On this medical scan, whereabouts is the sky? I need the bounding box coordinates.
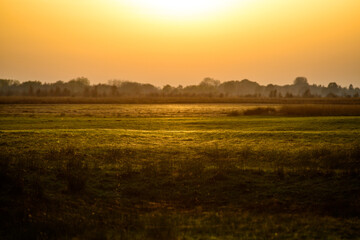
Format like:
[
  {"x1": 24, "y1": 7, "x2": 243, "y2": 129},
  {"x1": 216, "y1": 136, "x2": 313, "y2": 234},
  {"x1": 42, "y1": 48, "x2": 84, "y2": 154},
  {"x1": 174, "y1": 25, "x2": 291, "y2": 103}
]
[{"x1": 0, "y1": 0, "x2": 360, "y2": 87}]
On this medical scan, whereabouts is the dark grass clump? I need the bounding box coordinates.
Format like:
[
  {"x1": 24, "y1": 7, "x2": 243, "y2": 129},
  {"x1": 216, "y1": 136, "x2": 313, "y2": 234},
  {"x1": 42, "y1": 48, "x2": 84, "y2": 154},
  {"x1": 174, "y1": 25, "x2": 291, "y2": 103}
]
[
  {"x1": 233, "y1": 104, "x2": 360, "y2": 117},
  {"x1": 279, "y1": 104, "x2": 360, "y2": 116},
  {"x1": 227, "y1": 110, "x2": 241, "y2": 116},
  {"x1": 243, "y1": 107, "x2": 277, "y2": 116}
]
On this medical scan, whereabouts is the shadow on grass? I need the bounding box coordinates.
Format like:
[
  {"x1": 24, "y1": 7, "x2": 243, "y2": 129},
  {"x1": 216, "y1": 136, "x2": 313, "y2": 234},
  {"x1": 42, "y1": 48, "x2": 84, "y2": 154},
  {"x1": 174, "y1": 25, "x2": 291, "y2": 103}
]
[{"x1": 0, "y1": 144, "x2": 359, "y2": 239}]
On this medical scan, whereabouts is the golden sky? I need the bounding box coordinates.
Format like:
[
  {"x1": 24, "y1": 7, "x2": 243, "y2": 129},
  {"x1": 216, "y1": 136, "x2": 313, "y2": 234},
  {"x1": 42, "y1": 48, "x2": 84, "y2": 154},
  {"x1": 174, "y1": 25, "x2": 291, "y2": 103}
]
[{"x1": 1, "y1": 0, "x2": 360, "y2": 86}]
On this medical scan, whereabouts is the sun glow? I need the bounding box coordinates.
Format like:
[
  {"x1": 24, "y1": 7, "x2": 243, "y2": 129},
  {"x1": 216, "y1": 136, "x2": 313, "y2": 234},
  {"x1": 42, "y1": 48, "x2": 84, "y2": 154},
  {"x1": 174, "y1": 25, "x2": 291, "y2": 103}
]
[{"x1": 128, "y1": 0, "x2": 238, "y2": 19}]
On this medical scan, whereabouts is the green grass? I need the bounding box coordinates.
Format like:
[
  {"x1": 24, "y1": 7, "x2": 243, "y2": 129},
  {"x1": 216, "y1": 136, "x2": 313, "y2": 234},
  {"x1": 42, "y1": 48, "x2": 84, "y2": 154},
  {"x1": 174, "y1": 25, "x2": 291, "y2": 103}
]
[{"x1": 0, "y1": 104, "x2": 360, "y2": 239}]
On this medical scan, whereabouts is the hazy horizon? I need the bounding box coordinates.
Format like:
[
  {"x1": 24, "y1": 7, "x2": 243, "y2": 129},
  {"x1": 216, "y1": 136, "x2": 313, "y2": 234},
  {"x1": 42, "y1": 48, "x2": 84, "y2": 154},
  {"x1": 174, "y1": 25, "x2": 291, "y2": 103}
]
[
  {"x1": 1, "y1": 0, "x2": 359, "y2": 87},
  {"x1": 1, "y1": 76, "x2": 360, "y2": 89}
]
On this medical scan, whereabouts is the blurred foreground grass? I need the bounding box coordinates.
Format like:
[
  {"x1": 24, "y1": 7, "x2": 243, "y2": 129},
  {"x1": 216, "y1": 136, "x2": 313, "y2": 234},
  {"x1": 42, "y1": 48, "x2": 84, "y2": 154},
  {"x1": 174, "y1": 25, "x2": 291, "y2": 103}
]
[{"x1": 0, "y1": 104, "x2": 359, "y2": 239}]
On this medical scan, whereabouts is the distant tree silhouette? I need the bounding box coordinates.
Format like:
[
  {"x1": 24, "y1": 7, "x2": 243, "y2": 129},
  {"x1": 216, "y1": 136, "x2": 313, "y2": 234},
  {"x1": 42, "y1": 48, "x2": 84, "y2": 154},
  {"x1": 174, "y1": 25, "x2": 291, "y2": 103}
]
[
  {"x1": 111, "y1": 85, "x2": 118, "y2": 96},
  {"x1": 328, "y1": 82, "x2": 339, "y2": 89},
  {"x1": 83, "y1": 87, "x2": 90, "y2": 97},
  {"x1": 294, "y1": 77, "x2": 308, "y2": 86},
  {"x1": 285, "y1": 92, "x2": 293, "y2": 98},
  {"x1": 326, "y1": 92, "x2": 338, "y2": 98},
  {"x1": 162, "y1": 85, "x2": 174, "y2": 96},
  {"x1": 91, "y1": 86, "x2": 98, "y2": 97},
  {"x1": 55, "y1": 87, "x2": 61, "y2": 96},
  {"x1": 28, "y1": 86, "x2": 34, "y2": 96},
  {"x1": 63, "y1": 88, "x2": 71, "y2": 96},
  {"x1": 69, "y1": 77, "x2": 90, "y2": 86},
  {"x1": 200, "y1": 77, "x2": 220, "y2": 87},
  {"x1": 0, "y1": 79, "x2": 20, "y2": 87},
  {"x1": 269, "y1": 89, "x2": 277, "y2": 98},
  {"x1": 302, "y1": 89, "x2": 313, "y2": 98},
  {"x1": 1, "y1": 76, "x2": 359, "y2": 98},
  {"x1": 36, "y1": 88, "x2": 41, "y2": 97}
]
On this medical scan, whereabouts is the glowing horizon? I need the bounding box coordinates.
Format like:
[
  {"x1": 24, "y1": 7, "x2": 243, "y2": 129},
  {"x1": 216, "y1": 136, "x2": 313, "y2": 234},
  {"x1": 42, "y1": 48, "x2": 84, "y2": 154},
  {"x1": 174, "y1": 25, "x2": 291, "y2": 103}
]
[{"x1": 0, "y1": 0, "x2": 359, "y2": 87}]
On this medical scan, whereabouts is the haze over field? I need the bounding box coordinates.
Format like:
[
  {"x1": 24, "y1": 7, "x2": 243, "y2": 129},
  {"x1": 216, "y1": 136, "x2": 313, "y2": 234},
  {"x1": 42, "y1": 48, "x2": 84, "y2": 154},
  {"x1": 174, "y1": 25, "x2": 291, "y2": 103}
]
[{"x1": 0, "y1": 0, "x2": 360, "y2": 86}]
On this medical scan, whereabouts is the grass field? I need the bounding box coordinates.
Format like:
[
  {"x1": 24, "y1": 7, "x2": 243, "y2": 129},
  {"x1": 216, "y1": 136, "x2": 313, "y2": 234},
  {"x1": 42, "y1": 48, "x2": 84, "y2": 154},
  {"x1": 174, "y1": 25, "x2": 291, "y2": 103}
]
[
  {"x1": 1, "y1": 104, "x2": 360, "y2": 239},
  {"x1": 1, "y1": 96, "x2": 360, "y2": 105}
]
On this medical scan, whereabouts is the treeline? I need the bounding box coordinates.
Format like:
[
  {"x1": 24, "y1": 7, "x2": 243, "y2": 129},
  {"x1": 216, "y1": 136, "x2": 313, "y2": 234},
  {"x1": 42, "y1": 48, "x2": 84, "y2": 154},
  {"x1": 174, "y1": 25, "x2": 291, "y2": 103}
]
[{"x1": 0, "y1": 77, "x2": 359, "y2": 98}]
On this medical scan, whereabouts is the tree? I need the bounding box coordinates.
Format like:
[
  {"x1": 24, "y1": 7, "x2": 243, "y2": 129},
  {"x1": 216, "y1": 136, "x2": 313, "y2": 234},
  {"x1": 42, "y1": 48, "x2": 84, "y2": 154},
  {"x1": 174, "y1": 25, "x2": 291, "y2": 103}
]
[
  {"x1": 0, "y1": 79, "x2": 11, "y2": 87},
  {"x1": 285, "y1": 92, "x2": 293, "y2": 98},
  {"x1": 294, "y1": 77, "x2": 308, "y2": 86},
  {"x1": 162, "y1": 85, "x2": 174, "y2": 95},
  {"x1": 302, "y1": 89, "x2": 313, "y2": 98},
  {"x1": 200, "y1": 77, "x2": 220, "y2": 87},
  {"x1": 69, "y1": 77, "x2": 90, "y2": 86},
  {"x1": 83, "y1": 87, "x2": 90, "y2": 97},
  {"x1": 28, "y1": 86, "x2": 34, "y2": 96},
  {"x1": 269, "y1": 89, "x2": 277, "y2": 98},
  {"x1": 119, "y1": 81, "x2": 141, "y2": 95},
  {"x1": 36, "y1": 89, "x2": 42, "y2": 97},
  {"x1": 63, "y1": 88, "x2": 71, "y2": 96},
  {"x1": 111, "y1": 85, "x2": 118, "y2": 96},
  {"x1": 0, "y1": 79, "x2": 20, "y2": 87},
  {"x1": 55, "y1": 87, "x2": 61, "y2": 96},
  {"x1": 108, "y1": 79, "x2": 123, "y2": 87},
  {"x1": 326, "y1": 92, "x2": 338, "y2": 98},
  {"x1": 91, "y1": 86, "x2": 98, "y2": 97},
  {"x1": 328, "y1": 82, "x2": 339, "y2": 89}
]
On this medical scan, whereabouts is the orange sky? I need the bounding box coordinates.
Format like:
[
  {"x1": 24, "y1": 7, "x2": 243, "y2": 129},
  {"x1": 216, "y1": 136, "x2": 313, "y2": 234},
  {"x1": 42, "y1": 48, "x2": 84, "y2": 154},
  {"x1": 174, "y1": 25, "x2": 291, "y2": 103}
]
[{"x1": 1, "y1": 0, "x2": 360, "y2": 87}]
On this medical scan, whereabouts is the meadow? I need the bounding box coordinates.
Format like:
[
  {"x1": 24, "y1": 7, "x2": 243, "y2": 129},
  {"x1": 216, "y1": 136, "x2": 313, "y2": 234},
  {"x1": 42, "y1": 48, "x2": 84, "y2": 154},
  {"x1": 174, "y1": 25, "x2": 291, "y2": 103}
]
[{"x1": 0, "y1": 104, "x2": 360, "y2": 239}]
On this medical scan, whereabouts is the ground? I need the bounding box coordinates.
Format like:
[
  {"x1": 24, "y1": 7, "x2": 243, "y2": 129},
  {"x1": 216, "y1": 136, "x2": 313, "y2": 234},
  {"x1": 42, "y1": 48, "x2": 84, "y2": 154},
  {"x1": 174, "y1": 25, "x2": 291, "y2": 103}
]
[{"x1": 0, "y1": 104, "x2": 359, "y2": 239}]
